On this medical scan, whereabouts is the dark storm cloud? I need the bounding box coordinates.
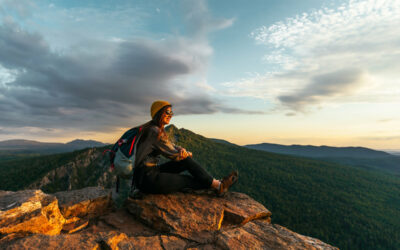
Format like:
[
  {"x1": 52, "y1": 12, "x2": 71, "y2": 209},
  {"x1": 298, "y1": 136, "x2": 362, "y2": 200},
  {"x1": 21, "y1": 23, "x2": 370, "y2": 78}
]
[
  {"x1": 0, "y1": 18, "x2": 247, "y2": 133},
  {"x1": 278, "y1": 68, "x2": 365, "y2": 111}
]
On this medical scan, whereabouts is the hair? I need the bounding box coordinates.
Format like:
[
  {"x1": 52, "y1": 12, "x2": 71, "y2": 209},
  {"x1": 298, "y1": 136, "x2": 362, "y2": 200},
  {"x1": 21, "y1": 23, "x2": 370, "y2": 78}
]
[{"x1": 141, "y1": 105, "x2": 171, "y2": 141}]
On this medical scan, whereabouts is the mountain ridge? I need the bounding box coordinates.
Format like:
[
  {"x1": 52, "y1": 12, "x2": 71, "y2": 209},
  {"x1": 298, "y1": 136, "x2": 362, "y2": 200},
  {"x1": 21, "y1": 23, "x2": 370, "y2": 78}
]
[
  {"x1": 0, "y1": 126, "x2": 399, "y2": 249},
  {"x1": 0, "y1": 187, "x2": 338, "y2": 249},
  {"x1": 245, "y1": 142, "x2": 393, "y2": 158},
  {"x1": 244, "y1": 142, "x2": 400, "y2": 174},
  {"x1": 0, "y1": 139, "x2": 107, "y2": 155}
]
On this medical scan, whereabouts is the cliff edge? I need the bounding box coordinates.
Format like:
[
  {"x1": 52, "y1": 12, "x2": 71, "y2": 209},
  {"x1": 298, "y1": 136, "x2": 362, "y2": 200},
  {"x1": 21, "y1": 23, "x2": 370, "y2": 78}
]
[{"x1": 0, "y1": 187, "x2": 338, "y2": 249}]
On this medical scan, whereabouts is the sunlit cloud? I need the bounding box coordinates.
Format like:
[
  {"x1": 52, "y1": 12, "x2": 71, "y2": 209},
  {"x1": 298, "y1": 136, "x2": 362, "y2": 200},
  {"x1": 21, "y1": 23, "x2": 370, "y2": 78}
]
[
  {"x1": 225, "y1": 0, "x2": 400, "y2": 112},
  {"x1": 0, "y1": 0, "x2": 242, "y2": 140},
  {"x1": 360, "y1": 135, "x2": 400, "y2": 141}
]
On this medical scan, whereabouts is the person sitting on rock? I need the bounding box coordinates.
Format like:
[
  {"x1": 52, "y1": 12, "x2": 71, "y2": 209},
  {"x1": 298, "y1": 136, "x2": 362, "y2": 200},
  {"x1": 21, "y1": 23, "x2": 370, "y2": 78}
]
[{"x1": 133, "y1": 100, "x2": 238, "y2": 196}]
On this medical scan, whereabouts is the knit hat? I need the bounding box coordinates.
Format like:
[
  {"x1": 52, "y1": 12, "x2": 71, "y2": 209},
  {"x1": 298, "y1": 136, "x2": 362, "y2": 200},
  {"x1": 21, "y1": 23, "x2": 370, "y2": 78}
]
[{"x1": 150, "y1": 100, "x2": 171, "y2": 118}]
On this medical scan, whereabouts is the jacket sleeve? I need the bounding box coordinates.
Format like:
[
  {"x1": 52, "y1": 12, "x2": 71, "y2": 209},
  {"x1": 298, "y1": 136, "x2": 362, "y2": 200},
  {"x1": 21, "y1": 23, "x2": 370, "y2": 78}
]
[{"x1": 149, "y1": 127, "x2": 182, "y2": 161}]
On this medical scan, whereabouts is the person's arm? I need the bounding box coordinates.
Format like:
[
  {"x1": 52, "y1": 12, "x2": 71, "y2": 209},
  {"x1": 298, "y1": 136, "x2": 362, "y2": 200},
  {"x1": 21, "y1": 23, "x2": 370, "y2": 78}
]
[
  {"x1": 171, "y1": 143, "x2": 192, "y2": 158},
  {"x1": 149, "y1": 127, "x2": 184, "y2": 161}
]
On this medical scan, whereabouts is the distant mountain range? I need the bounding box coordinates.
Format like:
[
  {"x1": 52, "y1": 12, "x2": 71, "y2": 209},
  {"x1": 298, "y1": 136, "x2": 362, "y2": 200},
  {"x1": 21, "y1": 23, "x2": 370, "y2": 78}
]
[
  {"x1": 2, "y1": 137, "x2": 399, "y2": 175},
  {"x1": 0, "y1": 139, "x2": 107, "y2": 154},
  {"x1": 244, "y1": 143, "x2": 393, "y2": 158},
  {"x1": 244, "y1": 142, "x2": 400, "y2": 174},
  {"x1": 384, "y1": 150, "x2": 400, "y2": 156},
  {"x1": 0, "y1": 126, "x2": 399, "y2": 249},
  {"x1": 209, "y1": 138, "x2": 238, "y2": 147}
]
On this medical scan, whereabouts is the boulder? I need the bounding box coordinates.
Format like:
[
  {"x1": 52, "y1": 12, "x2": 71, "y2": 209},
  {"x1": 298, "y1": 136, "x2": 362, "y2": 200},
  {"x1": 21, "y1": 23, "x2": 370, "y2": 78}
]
[
  {"x1": 3, "y1": 233, "x2": 101, "y2": 250},
  {"x1": 3, "y1": 231, "x2": 132, "y2": 250},
  {"x1": 54, "y1": 186, "x2": 111, "y2": 219},
  {"x1": 160, "y1": 235, "x2": 188, "y2": 249},
  {"x1": 113, "y1": 235, "x2": 164, "y2": 249},
  {"x1": 216, "y1": 219, "x2": 338, "y2": 250},
  {"x1": 0, "y1": 187, "x2": 338, "y2": 249},
  {"x1": 126, "y1": 191, "x2": 271, "y2": 241},
  {"x1": 0, "y1": 190, "x2": 65, "y2": 235},
  {"x1": 61, "y1": 219, "x2": 89, "y2": 234},
  {"x1": 97, "y1": 209, "x2": 157, "y2": 237},
  {"x1": 113, "y1": 235, "x2": 189, "y2": 250},
  {"x1": 221, "y1": 192, "x2": 272, "y2": 225}
]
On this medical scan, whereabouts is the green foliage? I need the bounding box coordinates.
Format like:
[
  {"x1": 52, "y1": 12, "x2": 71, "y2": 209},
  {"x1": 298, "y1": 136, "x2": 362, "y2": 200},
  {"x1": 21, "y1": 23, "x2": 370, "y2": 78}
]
[
  {"x1": 0, "y1": 151, "x2": 42, "y2": 162},
  {"x1": 1, "y1": 126, "x2": 399, "y2": 249},
  {"x1": 167, "y1": 126, "x2": 400, "y2": 250},
  {"x1": 0, "y1": 146, "x2": 112, "y2": 191},
  {"x1": 0, "y1": 150, "x2": 83, "y2": 191}
]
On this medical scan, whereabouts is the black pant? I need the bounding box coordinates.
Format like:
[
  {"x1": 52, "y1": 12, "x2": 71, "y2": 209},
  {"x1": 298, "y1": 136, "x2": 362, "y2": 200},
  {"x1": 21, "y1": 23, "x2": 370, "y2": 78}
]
[{"x1": 136, "y1": 157, "x2": 213, "y2": 194}]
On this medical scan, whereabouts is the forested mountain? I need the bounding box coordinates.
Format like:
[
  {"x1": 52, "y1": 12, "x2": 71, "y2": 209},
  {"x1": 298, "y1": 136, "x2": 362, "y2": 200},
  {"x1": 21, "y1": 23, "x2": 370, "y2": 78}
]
[
  {"x1": 245, "y1": 142, "x2": 400, "y2": 175},
  {"x1": 385, "y1": 150, "x2": 400, "y2": 156},
  {"x1": 209, "y1": 138, "x2": 238, "y2": 146},
  {"x1": 0, "y1": 125, "x2": 399, "y2": 249},
  {"x1": 245, "y1": 142, "x2": 392, "y2": 158},
  {"x1": 0, "y1": 139, "x2": 106, "y2": 157}
]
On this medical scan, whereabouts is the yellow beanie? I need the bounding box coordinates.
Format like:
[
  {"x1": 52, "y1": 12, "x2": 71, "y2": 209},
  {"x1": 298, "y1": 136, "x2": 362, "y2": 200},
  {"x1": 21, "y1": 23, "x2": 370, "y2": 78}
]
[{"x1": 150, "y1": 100, "x2": 171, "y2": 118}]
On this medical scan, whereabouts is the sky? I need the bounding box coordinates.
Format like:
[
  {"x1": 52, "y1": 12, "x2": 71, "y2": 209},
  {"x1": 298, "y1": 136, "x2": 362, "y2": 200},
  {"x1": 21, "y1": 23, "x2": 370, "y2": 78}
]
[{"x1": 0, "y1": 0, "x2": 399, "y2": 150}]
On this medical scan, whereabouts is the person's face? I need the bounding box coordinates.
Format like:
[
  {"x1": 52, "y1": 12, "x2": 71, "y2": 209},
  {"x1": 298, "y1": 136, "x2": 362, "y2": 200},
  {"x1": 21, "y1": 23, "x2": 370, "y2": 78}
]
[{"x1": 161, "y1": 107, "x2": 173, "y2": 125}]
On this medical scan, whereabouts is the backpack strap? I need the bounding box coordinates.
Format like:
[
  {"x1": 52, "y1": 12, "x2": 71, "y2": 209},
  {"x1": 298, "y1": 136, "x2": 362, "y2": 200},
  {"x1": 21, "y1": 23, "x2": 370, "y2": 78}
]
[
  {"x1": 129, "y1": 126, "x2": 143, "y2": 155},
  {"x1": 116, "y1": 175, "x2": 120, "y2": 193},
  {"x1": 103, "y1": 149, "x2": 116, "y2": 170},
  {"x1": 130, "y1": 126, "x2": 143, "y2": 189}
]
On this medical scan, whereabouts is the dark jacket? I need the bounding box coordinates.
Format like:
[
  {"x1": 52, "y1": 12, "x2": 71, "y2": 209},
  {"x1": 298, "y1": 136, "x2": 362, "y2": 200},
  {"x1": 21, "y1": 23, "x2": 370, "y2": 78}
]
[{"x1": 135, "y1": 124, "x2": 182, "y2": 168}]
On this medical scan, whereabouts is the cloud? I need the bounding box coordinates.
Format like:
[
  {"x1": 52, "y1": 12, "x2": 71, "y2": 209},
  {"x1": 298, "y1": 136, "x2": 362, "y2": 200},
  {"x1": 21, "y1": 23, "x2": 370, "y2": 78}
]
[
  {"x1": 0, "y1": 0, "x2": 35, "y2": 19},
  {"x1": 360, "y1": 135, "x2": 400, "y2": 141},
  {"x1": 0, "y1": 21, "x2": 199, "y2": 130},
  {"x1": 0, "y1": 1, "x2": 246, "y2": 139},
  {"x1": 278, "y1": 68, "x2": 367, "y2": 111},
  {"x1": 378, "y1": 119, "x2": 394, "y2": 123},
  {"x1": 225, "y1": 0, "x2": 400, "y2": 112},
  {"x1": 183, "y1": 0, "x2": 234, "y2": 40}
]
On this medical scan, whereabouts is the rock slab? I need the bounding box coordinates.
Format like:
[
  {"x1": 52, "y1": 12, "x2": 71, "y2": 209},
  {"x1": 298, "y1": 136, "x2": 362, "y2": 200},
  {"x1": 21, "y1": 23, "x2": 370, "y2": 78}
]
[
  {"x1": 217, "y1": 219, "x2": 337, "y2": 250},
  {"x1": 126, "y1": 191, "x2": 271, "y2": 239},
  {"x1": 0, "y1": 190, "x2": 65, "y2": 235},
  {"x1": 54, "y1": 186, "x2": 111, "y2": 219},
  {"x1": 0, "y1": 187, "x2": 338, "y2": 250}
]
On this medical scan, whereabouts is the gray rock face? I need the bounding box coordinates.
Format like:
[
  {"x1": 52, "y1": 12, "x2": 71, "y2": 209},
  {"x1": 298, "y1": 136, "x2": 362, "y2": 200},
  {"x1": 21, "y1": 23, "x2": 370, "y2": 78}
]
[
  {"x1": 27, "y1": 148, "x2": 115, "y2": 192},
  {"x1": 0, "y1": 187, "x2": 338, "y2": 250}
]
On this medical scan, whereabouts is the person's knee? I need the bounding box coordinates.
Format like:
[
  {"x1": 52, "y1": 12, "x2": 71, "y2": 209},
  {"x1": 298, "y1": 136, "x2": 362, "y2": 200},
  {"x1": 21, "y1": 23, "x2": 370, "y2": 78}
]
[{"x1": 182, "y1": 156, "x2": 194, "y2": 164}]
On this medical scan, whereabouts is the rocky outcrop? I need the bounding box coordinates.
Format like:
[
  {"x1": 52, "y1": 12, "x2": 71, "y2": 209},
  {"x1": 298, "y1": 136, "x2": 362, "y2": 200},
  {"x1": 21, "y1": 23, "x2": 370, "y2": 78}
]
[
  {"x1": 0, "y1": 187, "x2": 338, "y2": 249},
  {"x1": 127, "y1": 191, "x2": 271, "y2": 241},
  {"x1": 0, "y1": 190, "x2": 65, "y2": 236},
  {"x1": 217, "y1": 220, "x2": 335, "y2": 249},
  {"x1": 54, "y1": 186, "x2": 111, "y2": 219},
  {"x1": 27, "y1": 148, "x2": 115, "y2": 192}
]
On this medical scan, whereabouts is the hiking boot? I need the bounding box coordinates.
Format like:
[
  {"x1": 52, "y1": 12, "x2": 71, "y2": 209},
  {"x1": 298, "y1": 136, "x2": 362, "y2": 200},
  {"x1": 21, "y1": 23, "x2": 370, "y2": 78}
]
[{"x1": 217, "y1": 171, "x2": 239, "y2": 197}]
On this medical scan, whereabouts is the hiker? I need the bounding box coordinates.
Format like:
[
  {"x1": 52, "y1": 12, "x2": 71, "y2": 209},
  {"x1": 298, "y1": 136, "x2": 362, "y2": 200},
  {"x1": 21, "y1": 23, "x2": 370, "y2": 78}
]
[{"x1": 133, "y1": 100, "x2": 238, "y2": 195}]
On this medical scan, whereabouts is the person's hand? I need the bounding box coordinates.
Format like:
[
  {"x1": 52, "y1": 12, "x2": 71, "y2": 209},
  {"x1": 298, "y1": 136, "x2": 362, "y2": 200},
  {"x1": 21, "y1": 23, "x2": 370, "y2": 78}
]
[
  {"x1": 179, "y1": 148, "x2": 192, "y2": 159},
  {"x1": 179, "y1": 148, "x2": 189, "y2": 159}
]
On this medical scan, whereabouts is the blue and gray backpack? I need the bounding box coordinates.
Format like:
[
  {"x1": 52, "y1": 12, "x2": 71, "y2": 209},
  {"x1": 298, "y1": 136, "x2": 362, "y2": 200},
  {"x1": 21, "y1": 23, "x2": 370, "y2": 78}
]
[{"x1": 104, "y1": 126, "x2": 143, "y2": 207}]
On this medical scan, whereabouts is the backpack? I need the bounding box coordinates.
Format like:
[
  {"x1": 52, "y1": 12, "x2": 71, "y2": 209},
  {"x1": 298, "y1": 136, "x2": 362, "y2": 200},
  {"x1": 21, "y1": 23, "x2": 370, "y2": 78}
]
[
  {"x1": 103, "y1": 126, "x2": 143, "y2": 207},
  {"x1": 104, "y1": 126, "x2": 143, "y2": 176}
]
